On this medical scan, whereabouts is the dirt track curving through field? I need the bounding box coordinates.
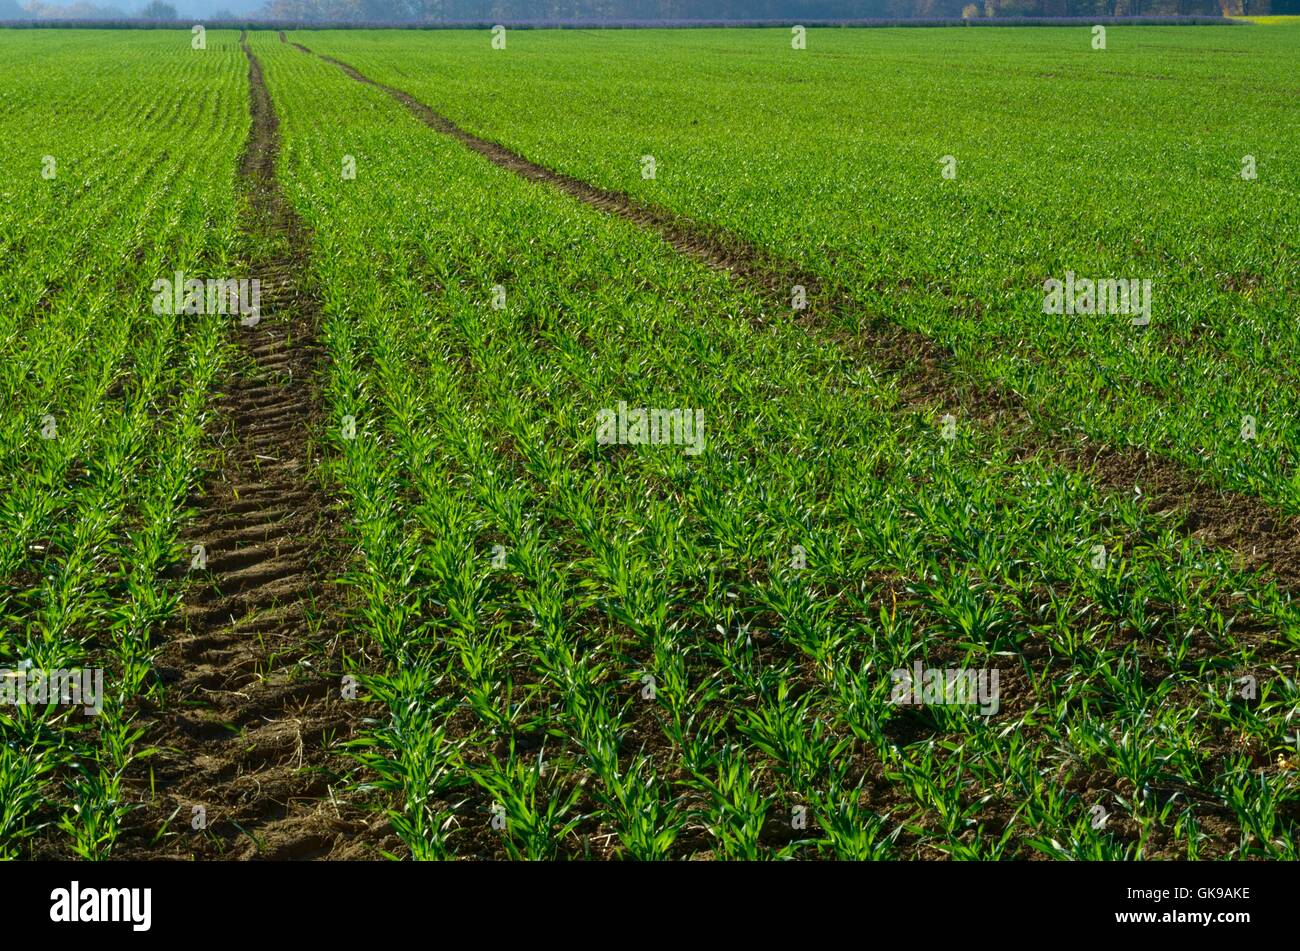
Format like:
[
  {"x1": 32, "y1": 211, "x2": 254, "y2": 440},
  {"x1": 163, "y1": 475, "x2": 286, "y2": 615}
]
[
  {"x1": 117, "y1": 34, "x2": 387, "y2": 860},
  {"x1": 292, "y1": 39, "x2": 1300, "y2": 598}
]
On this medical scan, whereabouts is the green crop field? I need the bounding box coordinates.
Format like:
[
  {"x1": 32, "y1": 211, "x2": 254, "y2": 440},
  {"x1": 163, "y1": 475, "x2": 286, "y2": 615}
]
[{"x1": 1, "y1": 22, "x2": 1298, "y2": 871}]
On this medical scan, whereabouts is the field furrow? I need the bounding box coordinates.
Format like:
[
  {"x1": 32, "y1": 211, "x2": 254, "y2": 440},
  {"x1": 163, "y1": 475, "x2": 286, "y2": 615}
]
[
  {"x1": 114, "y1": 35, "x2": 386, "y2": 861},
  {"x1": 294, "y1": 27, "x2": 1299, "y2": 514},
  {"x1": 294, "y1": 39, "x2": 1300, "y2": 599}
]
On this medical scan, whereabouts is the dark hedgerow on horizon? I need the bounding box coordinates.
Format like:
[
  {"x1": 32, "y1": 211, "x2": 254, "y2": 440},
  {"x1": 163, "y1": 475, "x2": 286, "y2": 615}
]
[
  {"x1": 4, "y1": 0, "x2": 1296, "y2": 26},
  {"x1": 0, "y1": 15, "x2": 1255, "y2": 27}
]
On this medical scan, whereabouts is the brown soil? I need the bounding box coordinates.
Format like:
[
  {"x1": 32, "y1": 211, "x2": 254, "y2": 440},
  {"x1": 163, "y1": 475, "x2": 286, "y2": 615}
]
[
  {"x1": 114, "y1": 34, "x2": 393, "y2": 861},
  {"x1": 295, "y1": 41, "x2": 1300, "y2": 597}
]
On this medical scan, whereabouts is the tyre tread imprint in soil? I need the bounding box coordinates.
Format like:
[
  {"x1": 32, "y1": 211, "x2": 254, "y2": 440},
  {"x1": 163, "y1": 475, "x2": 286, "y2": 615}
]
[
  {"x1": 293, "y1": 39, "x2": 1300, "y2": 595},
  {"x1": 117, "y1": 34, "x2": 388, "y2": 861}
]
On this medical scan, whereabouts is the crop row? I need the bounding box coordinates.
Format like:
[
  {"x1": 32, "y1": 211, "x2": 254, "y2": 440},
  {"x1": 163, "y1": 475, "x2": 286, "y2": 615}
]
[{"x1": 0, "y1": 31, "x2": 246, "y2": 857}]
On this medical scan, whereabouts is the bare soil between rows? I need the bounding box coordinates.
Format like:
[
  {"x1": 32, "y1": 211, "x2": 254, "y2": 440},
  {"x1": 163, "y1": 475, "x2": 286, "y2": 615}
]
[{"x1": 113, "y1": 35, "x2": 394, "y2": 861}]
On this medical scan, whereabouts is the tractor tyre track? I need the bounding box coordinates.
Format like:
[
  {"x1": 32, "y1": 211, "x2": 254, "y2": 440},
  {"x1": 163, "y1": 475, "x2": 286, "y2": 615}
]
[
  {"x1": 294, "y1": 41, "x2": 1300, "y2": 597},
  {"x1": 117, "y1": 35, "x2": 390, "y2": 861}
]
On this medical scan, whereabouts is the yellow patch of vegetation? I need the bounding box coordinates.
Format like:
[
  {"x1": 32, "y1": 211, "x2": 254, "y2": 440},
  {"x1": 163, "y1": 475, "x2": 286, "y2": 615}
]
[{"x1": 1231, "y1": 14, "x2": 1300, "y2": 23}]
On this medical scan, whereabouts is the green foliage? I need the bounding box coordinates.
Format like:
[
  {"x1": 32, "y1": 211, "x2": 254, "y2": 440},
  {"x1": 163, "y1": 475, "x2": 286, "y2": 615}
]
[
  {"x1": 4, "y1": 26, "x2": 1297, "y2": 862},
  {"x1": 259, "y1": 28, "x2": 1299, "y2": 859},
  {"x1": 0, "y1": 29, "x2": 245, "y2": 857}
]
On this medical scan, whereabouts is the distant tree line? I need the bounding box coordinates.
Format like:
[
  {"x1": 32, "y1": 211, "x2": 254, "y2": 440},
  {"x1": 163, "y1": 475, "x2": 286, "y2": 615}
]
[
  {"x1": 5, "y1": 0, "x2": 1294, "y2": 22},
  {"x1": 255, "y1": 0, "x2": 1277, "y2": 18},
  {"x1": 1, "y1": 0, "x2": 174, "y2": 16}
]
